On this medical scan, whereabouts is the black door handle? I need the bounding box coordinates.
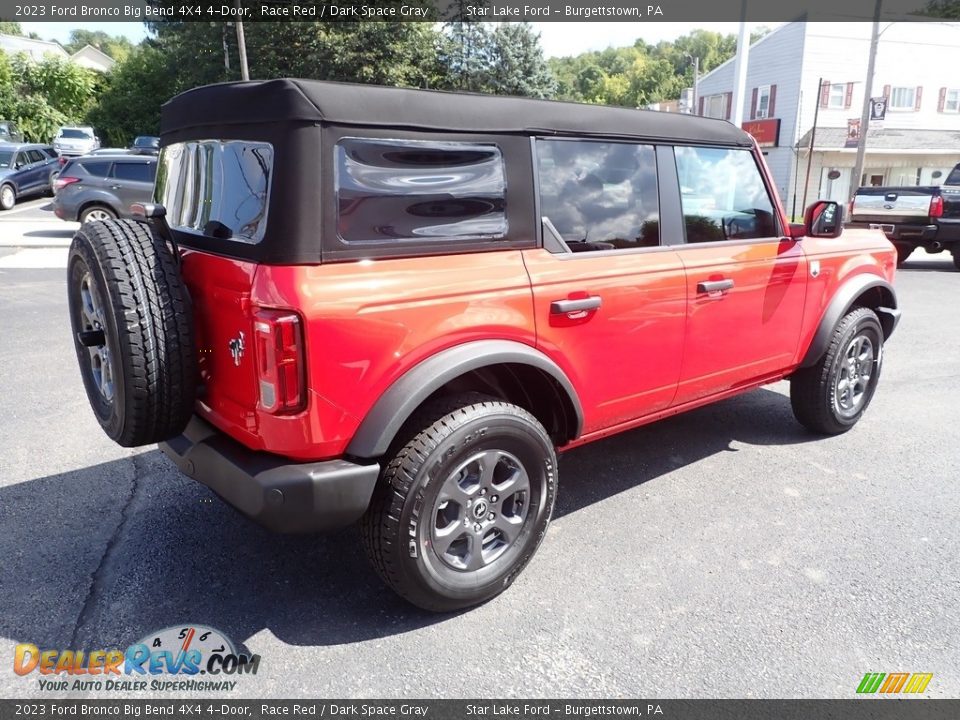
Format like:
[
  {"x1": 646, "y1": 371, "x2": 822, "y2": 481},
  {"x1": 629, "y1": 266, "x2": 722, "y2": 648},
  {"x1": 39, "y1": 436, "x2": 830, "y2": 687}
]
[
  {"x1": 550, "y1": 296, "x2": 602, "y2": 314},
  {"x1": 697, "y1": 279, "x2": 735, "y2": 294}
]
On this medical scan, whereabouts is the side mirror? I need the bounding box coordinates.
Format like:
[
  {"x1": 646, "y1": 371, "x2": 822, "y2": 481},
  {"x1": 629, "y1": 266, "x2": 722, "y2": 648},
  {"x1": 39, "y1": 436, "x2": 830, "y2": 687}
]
[{"x1": 804, "y1": 200, "x2": 844, "y2": 238}]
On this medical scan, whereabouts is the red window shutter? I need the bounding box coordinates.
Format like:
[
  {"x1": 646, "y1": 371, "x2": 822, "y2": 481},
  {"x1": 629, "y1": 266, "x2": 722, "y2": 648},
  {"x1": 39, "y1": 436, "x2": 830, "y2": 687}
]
[
  {"x1": 883, "y1": 84, "x2": 891, "y2": 100},
  {"x1": 820, "y1": 80, "x2": 831, "y2": 108},
  {"x1": 751, "y1": 87, "x2": 758, "y2": 119},
  {"x1": 845, "y1": 82, "x2": 854, "y2": 109},
  {"x1": 939, "y1": 87, "x2": 947, "y2": 112},
  {"x1": 698, "y1": 96, "x2": 704, "y2": 115},
  {"x1": 915, "y1": 86, "x2": 922, "y2": 110},
  {"x1": 769, "y1": 84, "x2": 777, "y2": 117},
  {"x1": 724, "y1": 91, "x2": 732, "y2": 119}
]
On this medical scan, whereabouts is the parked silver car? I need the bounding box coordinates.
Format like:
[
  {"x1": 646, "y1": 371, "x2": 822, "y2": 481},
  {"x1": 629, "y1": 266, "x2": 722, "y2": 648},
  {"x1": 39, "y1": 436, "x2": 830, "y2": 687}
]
[{"x1": 53, "y1": 126, "x2": 101, "y2": 157}]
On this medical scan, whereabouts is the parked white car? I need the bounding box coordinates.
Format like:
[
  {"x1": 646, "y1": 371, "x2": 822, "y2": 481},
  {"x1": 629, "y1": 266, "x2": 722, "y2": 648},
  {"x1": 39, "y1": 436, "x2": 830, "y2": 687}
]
[{"x1": 53, "y1": 126, "x2": 100, "y2": 157}]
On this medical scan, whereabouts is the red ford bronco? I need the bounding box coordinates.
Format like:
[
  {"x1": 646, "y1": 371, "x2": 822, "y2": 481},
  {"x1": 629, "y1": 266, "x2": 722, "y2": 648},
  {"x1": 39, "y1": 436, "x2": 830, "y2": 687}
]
[{"x1": 68, "y1": 80, "x2": 900, "y2": 611}]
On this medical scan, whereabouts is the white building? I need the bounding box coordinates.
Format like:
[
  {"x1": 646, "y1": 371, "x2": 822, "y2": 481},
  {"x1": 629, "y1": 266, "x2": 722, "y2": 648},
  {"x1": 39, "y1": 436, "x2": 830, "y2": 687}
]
[
  {"x1": 0, "y1": 34, "x2": 69, "y2": 63},
  {"x1": 695, "y1": 21, "x2": 960, "y2": 216},
  {"x1": 70, "y1": 45, "x2": 116, "y2": 73}
]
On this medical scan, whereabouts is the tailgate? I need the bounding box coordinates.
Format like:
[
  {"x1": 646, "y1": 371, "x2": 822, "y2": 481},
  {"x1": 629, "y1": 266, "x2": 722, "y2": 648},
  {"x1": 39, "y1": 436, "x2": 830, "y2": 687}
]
[{"x1": 851, "y1": 187, "x2": 934, "y2": 223}]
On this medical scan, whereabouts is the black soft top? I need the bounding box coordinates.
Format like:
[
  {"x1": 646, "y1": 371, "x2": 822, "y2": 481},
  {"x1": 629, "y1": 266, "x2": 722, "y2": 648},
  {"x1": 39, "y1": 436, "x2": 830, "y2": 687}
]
[{"x1": 161, "y1": 78, "x2": 752, "y2": 147}]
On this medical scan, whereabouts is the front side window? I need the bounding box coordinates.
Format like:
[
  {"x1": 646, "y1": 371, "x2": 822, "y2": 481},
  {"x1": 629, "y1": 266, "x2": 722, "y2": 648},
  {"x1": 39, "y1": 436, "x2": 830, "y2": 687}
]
[
  {"x1": 674, "y1": 146, "x2": 777, "y2": 244},
  {"x1": 156, "y1": 140, "x2": 273, "y2": 244},
  {"x1": 890, "y1": 86, "x2": 917, "y2": 110},
  {"x1": 537, "y1": 139, "x2": 659, "y2": 251},
  {"x1": 335, "y1": 138, "x2": 507, "y2": 243}
]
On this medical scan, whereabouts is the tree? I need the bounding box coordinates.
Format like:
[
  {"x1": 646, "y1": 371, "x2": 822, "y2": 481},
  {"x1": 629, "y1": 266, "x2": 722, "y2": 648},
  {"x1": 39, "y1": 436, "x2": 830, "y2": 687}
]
[
  {"x1": 64, "y1": 29, "x2": 134, "y2": 61},
  {"x1": 489, "y1": 23, "x2": 556, "y2": 98},
  {"x1": 86, "y1": 45, "x2": 176, "y2": 146}
]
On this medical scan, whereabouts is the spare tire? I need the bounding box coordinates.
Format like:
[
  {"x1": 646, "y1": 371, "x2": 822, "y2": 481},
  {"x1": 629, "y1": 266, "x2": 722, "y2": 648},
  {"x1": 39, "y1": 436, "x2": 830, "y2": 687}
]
[{"x1": 67, "y1": 219, "x2": 197, "y2": 447}]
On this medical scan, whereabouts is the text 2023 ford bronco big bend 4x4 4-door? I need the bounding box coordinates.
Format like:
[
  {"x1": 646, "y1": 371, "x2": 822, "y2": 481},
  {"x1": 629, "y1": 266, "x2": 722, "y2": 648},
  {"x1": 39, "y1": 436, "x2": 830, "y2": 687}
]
[{"x1": 67, "y1": 80, "x2": 900, "y2": 611}]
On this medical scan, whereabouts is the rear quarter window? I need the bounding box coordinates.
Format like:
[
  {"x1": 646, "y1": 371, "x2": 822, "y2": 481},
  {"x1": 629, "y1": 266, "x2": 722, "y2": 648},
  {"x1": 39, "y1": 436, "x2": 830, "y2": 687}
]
[
  {"x1": 334, "y1": 138, "x2": 507, "y2": 243},
  {"x1": 112, "y1": 161, "x2": 156, "y2": 183},
  {"x1": 78, "y1": 161, "x2": 113, "y2": 178},
  {"x1": 155, "y1": 140, "x2": 273, "y2": 244}
]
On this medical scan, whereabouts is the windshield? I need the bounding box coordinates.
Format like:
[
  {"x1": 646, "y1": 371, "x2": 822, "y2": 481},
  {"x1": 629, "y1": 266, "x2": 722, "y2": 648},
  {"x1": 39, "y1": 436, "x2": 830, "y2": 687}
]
[
  {"x1": 0, "y1": 150, "x2": 13, "y2": 169},
  {"x1": 59, "y1": 129, "x2": 92, "y2": 139}
]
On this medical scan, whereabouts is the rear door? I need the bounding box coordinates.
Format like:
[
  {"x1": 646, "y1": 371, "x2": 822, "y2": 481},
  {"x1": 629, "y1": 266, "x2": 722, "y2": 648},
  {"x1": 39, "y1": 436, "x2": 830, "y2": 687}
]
[
  {"x1": 524, "y1": 138, "x2": 687, "y2": 435},
  {"x1": 670, "y1": 145, "x2": 806, "y2": 404},
  {"x1": 109, "y1": 159, "x2": 157, "y2": 215}
]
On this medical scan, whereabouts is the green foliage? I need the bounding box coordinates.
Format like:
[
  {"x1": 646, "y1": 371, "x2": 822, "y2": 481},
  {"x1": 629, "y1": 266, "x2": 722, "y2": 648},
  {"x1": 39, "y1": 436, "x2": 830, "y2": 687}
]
[
  {"x1": 489, "y1": 23, "x2": 556, "y2": 98},
  {"x1": 0, "y1": 50, "x2": 96, "y2": 142},
  {"x1": 65, "y1": 29, "x2": 134, "y2": 61},
  {"x1": 86, "y1": 45, "x2": 175, "y2": 147},
  {"x1": 549, "y1": 28, "x2": 746, "y2": 108},
  {"x1": 0, "y1": 21, "x2": 24, "y2": 35},
  {"x1": 920, "y1": 0, "x2": 960, "y2": 18}
]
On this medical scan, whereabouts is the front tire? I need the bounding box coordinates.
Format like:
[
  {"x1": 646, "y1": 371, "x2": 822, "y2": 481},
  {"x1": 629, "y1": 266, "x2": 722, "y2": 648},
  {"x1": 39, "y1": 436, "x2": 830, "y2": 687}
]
[
  {"x1": 893, "y1": 243, "x2": 914, "y2": 268},
  {"x1": 361, "y1": 394, "x2": 557, "y2": 612},
  {"x1": 790, "y1": 307, "x2": 884, "y2": 435}
]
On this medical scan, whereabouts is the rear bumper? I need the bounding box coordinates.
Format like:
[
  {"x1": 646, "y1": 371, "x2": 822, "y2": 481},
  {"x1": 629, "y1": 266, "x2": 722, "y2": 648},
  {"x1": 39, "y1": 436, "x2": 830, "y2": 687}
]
[
  {"x1": 160, "y1": 416, "x2": 380, "y2": 533},
  {"x1": 847, "y1": 221, "x2": 938, "y2": 243}
]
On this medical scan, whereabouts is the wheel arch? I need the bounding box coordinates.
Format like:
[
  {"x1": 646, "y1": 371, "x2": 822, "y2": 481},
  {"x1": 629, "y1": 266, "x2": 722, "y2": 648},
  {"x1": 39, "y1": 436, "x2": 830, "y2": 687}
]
[
  {"x1": 799, "y1": 275, "x2": 899, "y2": 369},
  {"x1": 345, "y1": 340, "x2": 584, "y2": 459}
]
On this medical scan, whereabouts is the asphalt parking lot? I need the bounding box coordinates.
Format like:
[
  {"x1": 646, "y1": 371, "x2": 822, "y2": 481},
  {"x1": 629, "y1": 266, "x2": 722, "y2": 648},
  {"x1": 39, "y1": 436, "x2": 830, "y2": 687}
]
[{"x1": 1, "y1": 210, "x2": 957, "y2": 698}]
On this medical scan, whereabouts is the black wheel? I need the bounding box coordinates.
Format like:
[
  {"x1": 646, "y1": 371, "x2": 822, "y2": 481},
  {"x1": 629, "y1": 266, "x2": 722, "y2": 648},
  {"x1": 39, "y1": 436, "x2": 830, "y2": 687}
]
[
  {"x1": 0, "y1": 183, "x2": 15, "y2": 210},
  {"x1": 790, "y1": 307, "x2": 884, "y2": 435},
  {"x1": 893, "y1": 243, "x2": 914, "y2": 268},
  {"x1": 361, "y1": 393, "x2": 557, "y2": 612},
  {"x1": 952, "y1": 251, "x2": 960, "y2": 271},
  {"x1": 80, "y1": 205, "x2": 116, "y2": 223},
  {"x1": 67, "y1": 219, "x2": 197, "y2": 447}
]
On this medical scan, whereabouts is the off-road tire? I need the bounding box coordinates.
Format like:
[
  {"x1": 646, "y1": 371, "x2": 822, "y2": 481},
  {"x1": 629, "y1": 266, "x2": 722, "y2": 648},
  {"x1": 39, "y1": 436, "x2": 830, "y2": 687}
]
[
  {"x1": 790, "y1": 307, "x2": 883, "y2": 435},
  {"x1": 361, "y1": 393, "x2": 557, "y2": 612},
  {"x1": 67, "y1": 219, "x2": 196, "y2": 447},
  {"x1": 893, "y1": 243, "x2": 914, "y2": 268},
  {"x1": 0, "y1": 183, "x2": 15, "y2": 210}
]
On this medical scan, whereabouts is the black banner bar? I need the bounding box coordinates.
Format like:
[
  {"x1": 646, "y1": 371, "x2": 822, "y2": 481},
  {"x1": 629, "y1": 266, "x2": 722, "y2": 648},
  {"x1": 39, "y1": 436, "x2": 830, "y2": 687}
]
[
  {"x1": 2, "y1": 700, "x2": 960, "y2": 720},
  {"x1": 1, "y1": 0, "x2": 957, "y2": 22}
]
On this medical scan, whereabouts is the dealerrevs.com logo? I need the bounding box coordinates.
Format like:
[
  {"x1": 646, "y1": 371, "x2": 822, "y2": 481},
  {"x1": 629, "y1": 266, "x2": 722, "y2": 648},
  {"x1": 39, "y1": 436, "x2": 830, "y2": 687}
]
[{"x1": 14, "y1": 625, "x2": 260, "y2": 692}]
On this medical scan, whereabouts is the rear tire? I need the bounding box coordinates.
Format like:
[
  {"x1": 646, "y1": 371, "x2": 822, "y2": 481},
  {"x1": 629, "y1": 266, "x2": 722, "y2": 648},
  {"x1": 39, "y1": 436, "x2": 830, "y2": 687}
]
[
  {"x1": 361, "y1": 393, "x2": 557, "y2": 612},
  {"x1": 893, "y1": 243, "x2": 914, "y2": 268},
  {"x1": 67, "y1": 219, "x2": 197, "y2": 447},
  {"x1": 0, "y1": 183, "x2": 15, "y2": 211},
  {"x1": 790, "y1": 307, "x2": 883, "y2": 435},
  {"x1": 952, "y1": 251, "x2": 960, "y2": 271},
  {"x1": 80, "y1": 205, "x2": 117, "y2": 223}
]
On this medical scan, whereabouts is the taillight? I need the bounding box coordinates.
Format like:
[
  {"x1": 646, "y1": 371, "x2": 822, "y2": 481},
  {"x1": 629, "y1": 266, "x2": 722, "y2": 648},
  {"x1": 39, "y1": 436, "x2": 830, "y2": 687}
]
[
  {"x1": 253, "y1": 309, "x2": 305, "y2": 414},
  {"x1": 54, "y1": 176, "x2": 80, "y2": 191},
  {"x1": 930, "y1": 195, "x2": 944, "y2": 218},
  {"x1": 58, "y1": 156, "x2": 67, "y2": 166}
]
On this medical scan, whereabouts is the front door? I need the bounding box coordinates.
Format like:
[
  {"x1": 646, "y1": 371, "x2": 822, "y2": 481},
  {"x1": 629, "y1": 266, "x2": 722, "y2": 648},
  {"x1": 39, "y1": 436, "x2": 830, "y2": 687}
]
[
  {"x1": 670, "y1": 145, "x2": 807, "y2": 405},
  {"x1": 524, "y1": 138, "x2": 687, "y2": 435}
]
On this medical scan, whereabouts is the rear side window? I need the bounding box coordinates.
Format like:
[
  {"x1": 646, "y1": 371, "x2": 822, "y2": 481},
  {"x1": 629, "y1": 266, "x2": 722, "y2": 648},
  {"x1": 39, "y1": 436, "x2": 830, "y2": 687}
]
[
  {"x1": 155, "y1": 141, "x2": 273, "y2": 244},
  {"x1": 674, "y1": 146, "x2": 777, "y2": 243},
  {"x1": 537, "y1": 138, "x2": 660, "y2": 250},
  {"x1": 78, "y1": 161, "x2": 112, "y2": 178},
  {"x1": 25, "y1": 149, "x2": 45, "y2": 163},
  {"x1": 42, "y1": 147, "x2": 58, "y2": 159},
  {"x1": 335, "y1": 138, "x2": 507, "y2": 243},
  {"x1": 112, "y1": 162, "x2": 156, "y2": 183}
]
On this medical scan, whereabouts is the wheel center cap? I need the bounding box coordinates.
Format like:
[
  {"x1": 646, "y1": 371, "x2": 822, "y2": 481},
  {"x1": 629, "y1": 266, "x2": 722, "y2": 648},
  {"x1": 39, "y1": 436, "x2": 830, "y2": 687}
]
[{"x1": 473, "y1": 499, "x2": 488, "y2": 519}]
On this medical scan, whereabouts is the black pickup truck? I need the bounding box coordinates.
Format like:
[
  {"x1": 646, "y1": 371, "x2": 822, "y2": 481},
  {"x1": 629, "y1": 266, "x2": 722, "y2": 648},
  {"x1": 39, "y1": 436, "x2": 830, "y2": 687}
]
[{"x1": 848, "y1": 162, "x2": 960, "y2": 269}]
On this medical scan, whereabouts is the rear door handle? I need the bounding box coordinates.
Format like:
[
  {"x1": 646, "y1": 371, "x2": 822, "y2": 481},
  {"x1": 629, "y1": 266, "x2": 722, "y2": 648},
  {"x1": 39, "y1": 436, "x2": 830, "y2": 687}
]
[
  {"x1": 697, "y1": 279, "x2": 735, "y2": 294},
  {"x1": 550, "y1": 296, "x2": 602, "y2": 315}
]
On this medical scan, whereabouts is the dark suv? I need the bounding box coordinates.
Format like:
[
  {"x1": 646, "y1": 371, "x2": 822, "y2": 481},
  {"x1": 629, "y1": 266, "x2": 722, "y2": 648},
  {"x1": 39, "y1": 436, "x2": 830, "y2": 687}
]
[
  {"x1": 53, "y1": 154, "x2": 157, "y2": 223},
  {"x1": 0, "y1": 143, "x2": 59, "y2": 210},
  {"x1": 67, "y1": 79, "x2": 899, "y2": 611}
]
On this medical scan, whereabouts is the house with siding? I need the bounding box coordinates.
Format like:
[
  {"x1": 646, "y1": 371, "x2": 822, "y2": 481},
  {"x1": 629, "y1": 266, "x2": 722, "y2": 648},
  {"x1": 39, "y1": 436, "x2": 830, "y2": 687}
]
[{"x1": 695, "y1": 21, "x2": 960, "y2": 215}]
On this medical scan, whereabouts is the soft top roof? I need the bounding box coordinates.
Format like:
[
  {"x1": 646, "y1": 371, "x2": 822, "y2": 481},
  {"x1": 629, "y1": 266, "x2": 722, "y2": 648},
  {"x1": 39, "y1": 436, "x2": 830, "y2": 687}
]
[{"x1": 161, "y1": 79, "x2": 753, "y2": 147}]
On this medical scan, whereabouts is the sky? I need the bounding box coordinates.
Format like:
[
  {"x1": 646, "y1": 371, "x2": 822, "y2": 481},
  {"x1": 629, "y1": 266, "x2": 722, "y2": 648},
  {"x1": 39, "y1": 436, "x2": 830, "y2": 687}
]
[{"x1": 21, "y1": 21, "x2": 774, "y2": 58}]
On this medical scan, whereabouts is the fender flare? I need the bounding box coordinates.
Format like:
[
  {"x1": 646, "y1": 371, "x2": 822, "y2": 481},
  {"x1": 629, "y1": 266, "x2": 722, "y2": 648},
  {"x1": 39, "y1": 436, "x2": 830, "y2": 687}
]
[
  {"x1": 345, "y1": 340, "x2": 584, "y2": 459},
  {"x1": 799, "y1": 275, "x2": 899, "y2": 368}
]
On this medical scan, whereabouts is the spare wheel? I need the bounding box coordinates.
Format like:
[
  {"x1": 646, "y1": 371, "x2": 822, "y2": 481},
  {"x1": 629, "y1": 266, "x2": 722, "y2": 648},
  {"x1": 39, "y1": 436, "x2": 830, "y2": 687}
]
[{"x1": 67, "y1": 219, "x2": 197, "y2": 447}]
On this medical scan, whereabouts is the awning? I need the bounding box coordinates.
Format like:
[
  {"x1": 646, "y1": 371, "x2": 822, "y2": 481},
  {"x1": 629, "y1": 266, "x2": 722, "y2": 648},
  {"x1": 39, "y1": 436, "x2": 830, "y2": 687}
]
[{"x1": 796, "y1": 127, "x2": 960, "y2": 153}]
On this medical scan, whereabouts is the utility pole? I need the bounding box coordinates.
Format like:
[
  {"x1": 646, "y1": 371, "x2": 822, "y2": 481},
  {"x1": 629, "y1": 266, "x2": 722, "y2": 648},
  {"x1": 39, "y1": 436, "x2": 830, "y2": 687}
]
[
  {"x1": 801, "y1": 78, "x2": 826, "y2": 213},
  {"x1": 690, "y1": 55, "x2": 700, "y2": 113},
  {"x1": 235, "y1": 0, "x2": 249, "y2": 80},
  {"x1": 849, "y1": 0, "x2": 883, "y2": 201},
  {"x1": 731, "y1": 11, "x2": 750, "y2": 126}
]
